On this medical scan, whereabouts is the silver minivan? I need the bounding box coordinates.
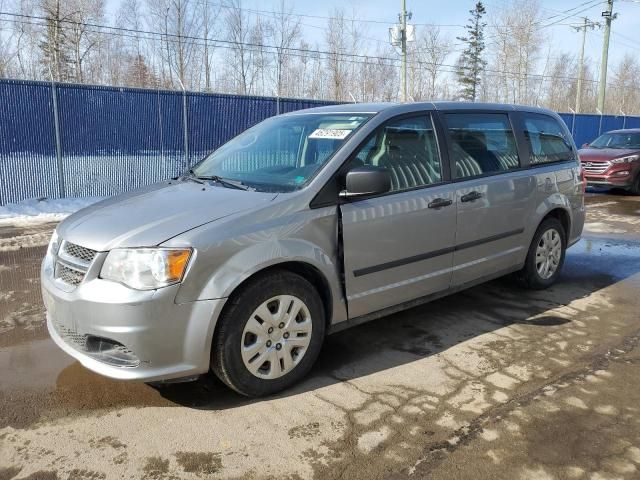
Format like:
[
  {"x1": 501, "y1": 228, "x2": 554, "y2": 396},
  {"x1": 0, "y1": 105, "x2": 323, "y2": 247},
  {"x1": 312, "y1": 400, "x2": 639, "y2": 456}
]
[{"x1": 41, "y1": 102, "x2": 585, "y2": 396}]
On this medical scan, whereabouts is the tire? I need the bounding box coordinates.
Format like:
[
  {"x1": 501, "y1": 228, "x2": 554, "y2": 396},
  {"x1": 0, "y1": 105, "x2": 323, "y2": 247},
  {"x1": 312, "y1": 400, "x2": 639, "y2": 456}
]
[
  {"x1": 211, "y1": 270, "x2": 325, "y2": 397},
  {"x1": 516, "y1": 217, "x2": 566, "y2": 290},
  {"x1": 629, "y1": 174, "x2": 640, "y2": 196}
]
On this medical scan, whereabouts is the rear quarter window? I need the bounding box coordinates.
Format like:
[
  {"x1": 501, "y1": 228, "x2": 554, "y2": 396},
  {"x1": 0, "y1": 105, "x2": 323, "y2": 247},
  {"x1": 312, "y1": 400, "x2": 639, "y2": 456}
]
[
  {"x1": 444, "y1": 113, "x2": 520, "y2": 179},
  {"x1": 522, "y1": 113, "x2": 575, "y2": 165}
]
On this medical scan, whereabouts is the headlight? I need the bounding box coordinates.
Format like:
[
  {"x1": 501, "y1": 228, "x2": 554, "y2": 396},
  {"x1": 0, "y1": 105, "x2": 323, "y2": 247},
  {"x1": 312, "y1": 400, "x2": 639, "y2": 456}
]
[
  {"x1": 100, "y1": 248, "x2": 192, "y2": 290},
  {"x1": 48, "y1": 230, "x2": 60, "y2": 255},
  {"x1": 611, "y1": 155, "x2": 639, "y2": 164}
]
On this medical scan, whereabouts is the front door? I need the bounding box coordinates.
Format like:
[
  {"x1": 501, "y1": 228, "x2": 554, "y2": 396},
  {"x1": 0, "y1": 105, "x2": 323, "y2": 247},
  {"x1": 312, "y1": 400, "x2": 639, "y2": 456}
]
[
  {"x1": 441, "y1": 112, "x2": 535, "y2": 286},
  {"x1": 340, "y1": 113, "x2": 457, "y2": 318}
]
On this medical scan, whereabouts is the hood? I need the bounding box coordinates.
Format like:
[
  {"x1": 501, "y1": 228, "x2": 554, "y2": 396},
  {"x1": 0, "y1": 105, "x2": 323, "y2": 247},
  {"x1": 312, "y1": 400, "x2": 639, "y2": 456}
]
[
  {"x1": 578, "y1": 148, "x2": 640, "y2": 162},
  {"x1": 57, "y1": 181, "x2": 278, "y2": 251}
]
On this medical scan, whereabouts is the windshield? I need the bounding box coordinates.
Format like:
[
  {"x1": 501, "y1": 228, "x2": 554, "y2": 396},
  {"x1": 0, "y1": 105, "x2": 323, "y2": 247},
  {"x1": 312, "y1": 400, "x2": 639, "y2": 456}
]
[
  {"x1": 192, "y1": 113, "x2": 371, "y2": 192},
  {"x1": 590, "y1": 132, "x2": 640, "y2": 149}
]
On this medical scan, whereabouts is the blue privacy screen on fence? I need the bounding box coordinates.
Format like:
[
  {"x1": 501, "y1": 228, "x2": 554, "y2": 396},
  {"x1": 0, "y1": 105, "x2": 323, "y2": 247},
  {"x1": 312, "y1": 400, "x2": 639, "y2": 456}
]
[
  {"x1": 0, "y1": 80, "x2": 60, "y2": 204},
  {"x1": 1, "y1": 78, "x2": 639, "y2": 205},
  {"x1": 0, "y1": 79, "x2": 331, "y2": 205}
]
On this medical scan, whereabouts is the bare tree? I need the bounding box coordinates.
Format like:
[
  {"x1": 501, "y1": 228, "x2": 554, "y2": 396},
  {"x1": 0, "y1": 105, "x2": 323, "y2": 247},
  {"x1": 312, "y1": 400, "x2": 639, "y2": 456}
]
[
  {"x1": 200, "y1": 0, "x2": 220, "y2": 91},
  {"x1": 251, "y1": 15, "x2": 270, "y2": 94},
  {"x1": 412, "y1": 26, "x2": 453, "y2": 100},
  {"x1": 489, "y1": 0, "x2": 543, "y2": 104},
  {"x1": 360, "y1": 48, "x2": 398, "y2": 102},
  {"x1": 607, "y1": 54, "x2": 640, "y2": 115},
  {"x1": 65, "y1": 0, "x2": 105, "y2": 83},
  {"x1": 11, "y1": 0, "x2": 43, "y2": 79},
  {"x1": 0, "y1": 0, "x2": 14, "y2": 77},
  {"x1": 146, "y1": 0, "x2": 200, "y2": 89},
  {"x1": 117, "y1": 0, "x2": 144, "y2": 59},
  {"x1": 115, "y1": 0, "x2": 157, "y2": 87},
  {"x1": 325, "y1": 8, "x2": 350, "y2": 101},
  {"x1": 269, "y1": 0, "x2": 301, "y2": 98},
  {"x1": 544, "y1": 52, "x2": 578, "y2": 112},
  {"x1": 224, "y1": 0, "x2": 261, "y2": 94},
  {"x1": 302, "y1": 41, "x2": 324, "y2": 99}
]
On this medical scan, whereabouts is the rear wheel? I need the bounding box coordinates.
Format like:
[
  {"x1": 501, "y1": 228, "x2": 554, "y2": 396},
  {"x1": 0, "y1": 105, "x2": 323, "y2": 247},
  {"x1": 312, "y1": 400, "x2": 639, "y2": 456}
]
[
  {"x1": 516, "y1": 218, "x2": 566, "y2": 289},
  {"x1": 211, "y1": 270, "x2": 325, "y2": 397}
]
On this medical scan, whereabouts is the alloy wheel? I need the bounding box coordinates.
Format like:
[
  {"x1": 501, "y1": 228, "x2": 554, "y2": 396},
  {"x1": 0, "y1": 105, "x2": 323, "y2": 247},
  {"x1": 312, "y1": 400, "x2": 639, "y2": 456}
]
[{"x1": 535, "y1": 228, "x2": 562, "y2": 280}]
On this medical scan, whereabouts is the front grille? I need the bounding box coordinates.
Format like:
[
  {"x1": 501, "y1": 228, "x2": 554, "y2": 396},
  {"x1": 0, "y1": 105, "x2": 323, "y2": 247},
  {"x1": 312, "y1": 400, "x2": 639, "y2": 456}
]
[
  {"x1": 54, "y1": 240, "x2": 97, "y2": 287},
  {"x1": 63, "y1": 242, "x2": 97, "y2": 263},
  {"x1": 581, "y1": 160, "x2": 610, "y2": 175},
  {"x1": 55, "y1": 263, "x2": 85, "y2": 286}
]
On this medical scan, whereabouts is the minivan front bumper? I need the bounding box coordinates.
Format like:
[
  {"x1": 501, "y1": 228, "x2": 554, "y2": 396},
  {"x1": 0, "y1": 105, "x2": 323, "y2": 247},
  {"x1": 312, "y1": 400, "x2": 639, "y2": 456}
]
[{"x1": 42, "y1": 252, "x2": 226, "y2": 382}]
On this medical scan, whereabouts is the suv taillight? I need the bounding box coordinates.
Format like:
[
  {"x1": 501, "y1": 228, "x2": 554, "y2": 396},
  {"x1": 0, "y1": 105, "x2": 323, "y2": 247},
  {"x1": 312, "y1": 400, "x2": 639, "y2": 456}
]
[{"x1": 579, "y1": 167, "x2": 587, "y2": 193}]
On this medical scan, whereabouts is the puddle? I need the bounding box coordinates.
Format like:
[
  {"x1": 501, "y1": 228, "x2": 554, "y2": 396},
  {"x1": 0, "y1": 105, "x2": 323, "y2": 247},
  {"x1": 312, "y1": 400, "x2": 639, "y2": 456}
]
[
  {"x1": 0, "y1": 241, "x2": 48, "y2": 347},
  {"x1": 0, "y1": 339, "x2": 74, "y2": 390},
  {"x1": 0, "y1": 357, "x2": 179, "y2": 429},
  {"x1": 566, "y1": 237, "x2": 640, "y2": 282}
]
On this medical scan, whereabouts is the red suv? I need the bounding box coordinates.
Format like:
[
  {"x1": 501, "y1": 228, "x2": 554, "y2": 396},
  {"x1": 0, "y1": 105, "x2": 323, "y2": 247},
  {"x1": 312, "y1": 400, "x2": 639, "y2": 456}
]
[{"x1": 578, "y1": 129, "x2": 640, "y2": 195}]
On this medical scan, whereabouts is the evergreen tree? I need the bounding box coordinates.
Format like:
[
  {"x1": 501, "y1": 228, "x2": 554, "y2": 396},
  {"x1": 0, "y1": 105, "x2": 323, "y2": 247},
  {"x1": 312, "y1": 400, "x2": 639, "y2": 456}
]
[{"x1": 456, "y1": 2, "x2": 487, "y2": 102}]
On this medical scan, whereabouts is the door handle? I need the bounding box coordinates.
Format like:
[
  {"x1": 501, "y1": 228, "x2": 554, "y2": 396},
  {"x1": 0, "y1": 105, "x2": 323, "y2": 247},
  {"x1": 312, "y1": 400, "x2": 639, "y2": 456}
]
[
  {"x1": 428, "y1": 198, "x2": 453, "y2": 209},
  {"x1": 460, "y1": 191, "x2": 483, "y2": 203}
]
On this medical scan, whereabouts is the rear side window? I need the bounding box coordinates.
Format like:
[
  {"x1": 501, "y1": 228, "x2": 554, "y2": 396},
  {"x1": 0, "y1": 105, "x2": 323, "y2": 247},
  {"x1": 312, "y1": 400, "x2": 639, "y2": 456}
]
[
  {"x1": 445, "y1": 113, "x2": 520, "y2": 179},
  {"x1": 349, "y1": 114, "x2": 442, "y2": 192},
  {"x1": 522, "y1": 113, "x2": 574, "y2": 164}
]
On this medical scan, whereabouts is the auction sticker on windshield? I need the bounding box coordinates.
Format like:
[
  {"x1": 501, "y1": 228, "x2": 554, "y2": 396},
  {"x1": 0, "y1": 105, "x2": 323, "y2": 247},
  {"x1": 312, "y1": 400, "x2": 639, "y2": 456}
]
[{"x1": 309, "y1": 128, "x2": 353, "y2": 140}]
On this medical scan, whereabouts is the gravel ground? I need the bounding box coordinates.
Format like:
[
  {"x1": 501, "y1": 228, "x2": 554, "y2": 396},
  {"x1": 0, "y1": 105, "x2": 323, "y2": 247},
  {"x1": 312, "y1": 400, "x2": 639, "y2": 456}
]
[{"x1": 1, "y1": 192, "x2": 639, "y2": 480}]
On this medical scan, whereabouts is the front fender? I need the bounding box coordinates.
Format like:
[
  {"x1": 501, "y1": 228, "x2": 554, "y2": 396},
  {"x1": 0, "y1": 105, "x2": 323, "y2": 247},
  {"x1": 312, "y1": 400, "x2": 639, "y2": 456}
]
[
  {"x1": 202, "y1": 238, "x2": 340, "y2": 296},
  {"x1": 175, "y1": 234, "x2": 347, "y2": 325}
]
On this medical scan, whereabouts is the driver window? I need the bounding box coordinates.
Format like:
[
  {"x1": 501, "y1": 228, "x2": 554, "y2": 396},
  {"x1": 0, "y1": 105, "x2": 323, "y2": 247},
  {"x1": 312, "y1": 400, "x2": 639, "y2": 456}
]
[{"x1": 347, "y1": 114, "x2": 442, "y2": 192}]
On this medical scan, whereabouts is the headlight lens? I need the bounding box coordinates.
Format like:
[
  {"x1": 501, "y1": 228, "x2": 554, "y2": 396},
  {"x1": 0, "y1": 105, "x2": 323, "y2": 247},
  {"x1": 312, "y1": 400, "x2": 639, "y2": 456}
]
[
  {"x1": 48, "y1": 230, "x2": 60, "y2": 255},
  {"x1": 611, "y1": 155, "x2": 639, "y2": 164},
  {"x1": 100, "y1": 248, "x2": 192, "y2": 290}
]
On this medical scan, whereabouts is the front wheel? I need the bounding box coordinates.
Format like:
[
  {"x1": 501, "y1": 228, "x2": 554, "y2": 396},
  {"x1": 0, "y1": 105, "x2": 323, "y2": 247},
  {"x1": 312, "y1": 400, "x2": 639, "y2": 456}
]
[
  {"x1": 516, "y1": 218, "x2": 566, "y2": 289},
  {"x1": 211, "y1": 270, "x2": 325, "y2": 397},
  {"x1": 628, "y1": 174, "x2": 640, "y2": 196}
]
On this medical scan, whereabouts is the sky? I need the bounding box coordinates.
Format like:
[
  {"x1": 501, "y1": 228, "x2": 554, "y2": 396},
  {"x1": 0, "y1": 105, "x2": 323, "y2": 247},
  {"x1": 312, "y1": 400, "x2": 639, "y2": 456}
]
[
  {"x1": 106, "y1": 0, "x2": 639, "y2": 72},
  {"x1": 298, "y1": 0, "x2": 637, "y2": 64}
]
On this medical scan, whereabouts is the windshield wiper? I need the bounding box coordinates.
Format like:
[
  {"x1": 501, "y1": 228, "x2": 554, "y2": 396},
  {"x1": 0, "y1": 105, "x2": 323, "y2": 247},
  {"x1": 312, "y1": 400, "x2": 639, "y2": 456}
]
[
  {"x1": 196, "y1": 175, "x2": 255, "y2": 191},
  {"x1": 178, "y1": 169, "x2": 205, "y2": 184}
]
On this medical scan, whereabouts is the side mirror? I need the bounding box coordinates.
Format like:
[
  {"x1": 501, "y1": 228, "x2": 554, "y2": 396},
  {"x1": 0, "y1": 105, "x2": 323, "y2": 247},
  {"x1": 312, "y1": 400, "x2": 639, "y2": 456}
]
[
  {"x1": 340, "y1": 165, "x2": 391, "y2": 199},
  {"x1": 582, "y1": 143, "x2": 590, "y2": 148}
]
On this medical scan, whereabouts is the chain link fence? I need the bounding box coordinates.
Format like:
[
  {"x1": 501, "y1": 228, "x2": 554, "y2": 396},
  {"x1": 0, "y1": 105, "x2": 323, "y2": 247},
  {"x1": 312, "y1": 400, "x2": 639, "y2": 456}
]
[
  {"x1": 1, "y1": 78, "x2": 639, "y2": 206},
  {"x1": 0, "y1": 79, "x2": 333, "y2": 205}
]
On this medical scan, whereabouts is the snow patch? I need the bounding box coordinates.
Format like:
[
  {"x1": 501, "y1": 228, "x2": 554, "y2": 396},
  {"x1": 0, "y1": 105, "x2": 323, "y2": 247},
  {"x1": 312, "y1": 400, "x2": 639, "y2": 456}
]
[{"x1": 0, "y1": 197, "x2": 104, "y2": 226}]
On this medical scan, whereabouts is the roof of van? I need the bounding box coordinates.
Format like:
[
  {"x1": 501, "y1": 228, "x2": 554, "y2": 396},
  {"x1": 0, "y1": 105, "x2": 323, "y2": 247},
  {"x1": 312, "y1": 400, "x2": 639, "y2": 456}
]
[{"x1": 286, "y1": 101, "x2": 557, "y2": 115}]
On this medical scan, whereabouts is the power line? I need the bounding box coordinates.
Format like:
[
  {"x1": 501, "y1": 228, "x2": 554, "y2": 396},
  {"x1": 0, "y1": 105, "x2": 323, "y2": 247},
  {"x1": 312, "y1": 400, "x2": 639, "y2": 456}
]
[
  {"x1": 0, "y1": 11, "x2": 634, "y2": 91},
  {"x1": 542, "y1": 0, "x2": 603, "y2": 27},
  {"x1": 191, "y1": 0, "x2": 465, "y2": 28}
]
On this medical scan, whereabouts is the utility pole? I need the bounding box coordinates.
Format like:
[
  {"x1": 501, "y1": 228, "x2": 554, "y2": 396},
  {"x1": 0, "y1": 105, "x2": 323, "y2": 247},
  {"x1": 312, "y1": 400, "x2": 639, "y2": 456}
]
[
  {"x1": 400, "y1": 0, "x2": 408, "y2": 102},
  {"x1": 597, "y1": 0, "x2": 615, "y2": 112},
  {"x1": 573, "y1": 17, "x2": 598, "y2": 113},
  {"x1": 389, "y1": 1, "x2": 413, "y2": 101}
]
